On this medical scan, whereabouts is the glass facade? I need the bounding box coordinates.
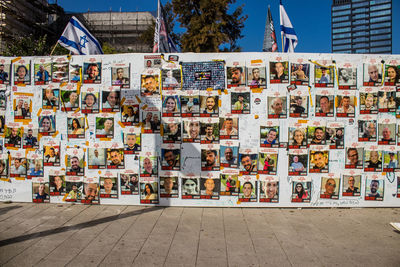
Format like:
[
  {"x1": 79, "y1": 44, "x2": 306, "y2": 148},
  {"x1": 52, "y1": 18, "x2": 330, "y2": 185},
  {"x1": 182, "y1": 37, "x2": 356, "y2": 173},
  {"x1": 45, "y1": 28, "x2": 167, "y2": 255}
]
[{"x1": 331, "y1": 0, "x2": 392, "y2": 54}]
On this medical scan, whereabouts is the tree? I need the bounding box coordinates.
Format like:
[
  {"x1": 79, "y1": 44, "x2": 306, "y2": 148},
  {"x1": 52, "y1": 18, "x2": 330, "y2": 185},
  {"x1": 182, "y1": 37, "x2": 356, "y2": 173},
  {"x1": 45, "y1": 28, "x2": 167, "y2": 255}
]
[
  {"x1": 172, "y1": 0, "x2": 247, "y2": 52},
  {"x1": 3, "y1": 34, "x2": 69, "y2": 56},
  {"x1": 102, "y1": 42, "x2": 119, "y2": 54},
  {"x1": 140, "y1": 1, "x2": 181, "y2": 50}
]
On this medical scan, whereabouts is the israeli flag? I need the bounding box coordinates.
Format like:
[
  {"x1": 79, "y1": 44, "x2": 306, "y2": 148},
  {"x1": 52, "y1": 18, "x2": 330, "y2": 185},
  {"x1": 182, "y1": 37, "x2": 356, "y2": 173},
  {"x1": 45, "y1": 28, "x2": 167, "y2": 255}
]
[
  {"x1": 58, "y1": 16, "x2": 103, "y2": 55},
  {"x1": 279, "y1": 2, "x2": 298, "y2": 53}
]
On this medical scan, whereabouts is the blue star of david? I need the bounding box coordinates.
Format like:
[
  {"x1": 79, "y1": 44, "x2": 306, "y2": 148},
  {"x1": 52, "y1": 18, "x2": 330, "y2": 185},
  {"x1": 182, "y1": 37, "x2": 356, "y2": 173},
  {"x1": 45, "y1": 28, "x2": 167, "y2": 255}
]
[{"x1": 79, "y1": 35, "x2": 89, "y2": 49}]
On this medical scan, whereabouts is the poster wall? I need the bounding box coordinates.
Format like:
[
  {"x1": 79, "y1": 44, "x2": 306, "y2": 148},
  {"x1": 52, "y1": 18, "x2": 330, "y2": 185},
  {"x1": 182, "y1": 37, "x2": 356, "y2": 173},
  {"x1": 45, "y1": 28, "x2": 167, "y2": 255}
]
[{"x1": 0, "y1": 52, "x2": 400, "y2": 207}]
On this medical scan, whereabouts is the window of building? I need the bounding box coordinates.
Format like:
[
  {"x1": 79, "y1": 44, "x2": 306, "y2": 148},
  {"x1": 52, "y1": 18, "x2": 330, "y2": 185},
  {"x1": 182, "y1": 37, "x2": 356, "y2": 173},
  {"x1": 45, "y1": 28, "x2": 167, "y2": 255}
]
[
  {"x1": 370, "y1": 16, "x2": 391, "y2": 23},
  {"x1": 370, "y1": 28, "x2": 391, "y2": 34},
  {"x1": 353, "y1": 31, "x2": 368, "y2": 37},
  {"x1": 353, "y1": 25, "x2": 368, "y2": 31},
  {"x1": 332, "y1": 21, "x2": 352, "y2": 28},
  {"x1": 353, "y1": 7, "x2": 368, "y2": 14},
  {"x1": 353, "y1": 37, "x2": 369, "y2": 43},
  {"x1": 332, "y1": 15, "x2": 350, "y2": 22},
  {"x1": 333, "y1": 27, "x2": 351, "y2": 34},
  {"x1": 334, "y1": 44, "x2": 352, "y2": 50},
  {"x1": 353, "y1": 13, "x2": 368, "y2": 19},
  {"x1": 370, "y1": 21, "x2": 391, "y2": 29},
  {"x1": 332, "y1": 9, "x2": 351, "y2": 16},
  {"x1": 370, "y1": 3, "x2": 391, "y2": 11},
  {"x1": 353, "y1": 2, "x2": 369, "y2": 8},
  {"x1": 333, "y1": 39, "x2": 351, "y2": 45},
  {"x1": 333, "y1": 49, "x2": 352, "y2": 53},
  {"x1": 371, "y1": 10, "x2": 391, "y2": 17},
  {"x1": 370, "y1": 33, "x2": 391, "y2": 40},
  {"x1": 370, "y1": 40, "x2": 391, "y2": 47},
  {"x1": 332, "y1": 4, "x2": 351, "y2": 11},
  {"x1": 333, "y1": 33, "x2": 352, "y2": 39},
  {"x1": 370, "y1": 46, "x2": 391, "y2": 53},
  {"x1": 353, "y1": 43, "x2": 368, "y2": 49},
  {"x1": 355, "y1": 48, "x2": 369, "y2": 53},
  {"x1": 353, "y1": 19, "x2": 368, "y2": 25}
]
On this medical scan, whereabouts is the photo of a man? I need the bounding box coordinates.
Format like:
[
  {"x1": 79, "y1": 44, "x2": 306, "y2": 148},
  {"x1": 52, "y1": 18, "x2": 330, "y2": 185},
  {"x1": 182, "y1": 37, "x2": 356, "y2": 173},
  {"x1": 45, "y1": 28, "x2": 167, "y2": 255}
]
[
  {"x1": 247, "y1": 67, "x2": 266, "y2": 87},
  {"x1": 107, "y1": 149, "x2": 124, "y2": 169},
  {"x1": 365, "y1": 178, "x2": 384, "y2": 200},
  {"x1": 260, "y1": 180, "x2": 279, "y2": 202},
  {"x1": 239, "y1": 154, "x2": 257, "y2": 174},
  {"x1": 228, "y1": 66, "x2": 245, "y2": 86},
  {"x1": 162, "y1": 149, "x2": 180, "y2": 170},
  {"x1": 96, "y1": 117, "x2": 114, "y2": 138},
  {"x1": 320, "y1": 177, "x2": 339, "y2": 199},
  {"x1": 84, "y1": 63, "x2": 101, "y2": 83},
  {"x1": 141, "y1": 75, "x2": 160, "y2": 96}
]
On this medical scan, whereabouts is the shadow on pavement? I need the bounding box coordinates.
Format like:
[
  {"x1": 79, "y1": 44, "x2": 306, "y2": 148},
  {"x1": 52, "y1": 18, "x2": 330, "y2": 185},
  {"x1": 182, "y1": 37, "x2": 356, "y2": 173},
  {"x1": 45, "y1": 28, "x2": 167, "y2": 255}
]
[
  {"x1": 0, "y1": 205, "x2": 23, "y2": 215},
  {"x1": 0, "y1": 205, "x2": 163, "y2": 247}
]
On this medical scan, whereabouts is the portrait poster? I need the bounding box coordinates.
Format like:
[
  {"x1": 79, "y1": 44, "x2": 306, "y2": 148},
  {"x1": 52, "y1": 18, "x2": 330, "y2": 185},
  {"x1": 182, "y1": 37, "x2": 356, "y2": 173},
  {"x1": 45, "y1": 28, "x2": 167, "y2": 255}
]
[
  {"x1": 140, "y1": 176, "x2": 159, "y2": 204},
  {"x1": 320, "y1": 174, "x2": 340, "y2": 199},
  {"x1": 259, "y1": 176, "x2": 279, "y2": 203},
  {"x1": 120, "y1": 170, "x2": 139, "y2": 195},
  {"x1": 49, "y1": 169, "x2": 66, "y2": 196},
  {"x1": 32, "y1": 176, "x2": 50, "y2": 203},
  {"x1": 342, "y1": 170, "x2": 362, "y2": 197},
  {"x1": 65, "y1": 147, "x2": 85, "y2": 176},
  {"x1": 220, "y1": 169, "x2": 239, "y2": 196},
  {"x1": 365, "y1": 174, "x2": 384, "y2": 201},
  {"x1": 181, "y1": 175, "x2": 200, "y2": 199},
  {"x1": 200, "y1": 172, "x2": 220, "y2": 200},
  {"x1": 159, "y1": 171, "x2": 179, "y2": 198},
  {"x1": 100, "y1": 173, "x2": 118, "y2": 199},
  {"x1": 238, "y1": 176, "x2": 257, "y2": 202},
  {"x1": 181, "y1": 90, "x2": 200, "y2": 117},
  {"x1": 359, "y1": 87, "x2": 378, "y2": 115},
  {"x1": 62, "y1": 176, "x2": 83, "y2": 203},
  {"x1": 291, "y1": 176, "x2": 312, "y2": 203},
  {"x1": 82, "y1": 176, "x2": 100, "y2": 204}
]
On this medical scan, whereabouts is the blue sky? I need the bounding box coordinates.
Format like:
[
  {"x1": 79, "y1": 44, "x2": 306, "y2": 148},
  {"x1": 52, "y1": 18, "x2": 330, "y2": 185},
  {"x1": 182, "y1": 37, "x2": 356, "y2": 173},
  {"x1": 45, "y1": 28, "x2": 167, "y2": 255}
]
[{"x1": 58, "y1": 0, "x2": 399, "y2": 54}]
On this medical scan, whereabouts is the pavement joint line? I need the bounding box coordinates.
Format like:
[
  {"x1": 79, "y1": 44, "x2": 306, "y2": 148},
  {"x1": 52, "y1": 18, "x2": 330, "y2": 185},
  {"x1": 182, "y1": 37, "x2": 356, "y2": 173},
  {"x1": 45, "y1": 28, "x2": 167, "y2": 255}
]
[
  {"x1": 242, "y1": 208, "x2": 262, "y2": 266},
  {"x1": 194, "y1": 207, "x2": 204, "y2": 267},
  {"x1": 0, "y1": 205, "x2": 161, "y2": 249},
  {"x1": 162, "y1": 207, "x2": 185, "y2": 267},
  {"x1": 131, "y1": 206, "x2": 165, "y2": 265},
  {"x1": 64, "y1": 205, "x2": 129, "y2": 266},
  {"x1": 1, "y1": 204, "x2": 73, "y2": 265},
  {"x1": 97, "y1": 206, "x2": 145, "y2": 266},
  {"x1": 283, "y1": 209, "x2": 326, "y2": 265},
  {"x1": 262, "y1": 209, "x2": 293, "y2": 267},
  {"x1": 34, "y1": 204, "x2": 94, "y2": 265},
  {"x1": 0, "y1": 204, "x2": 28, "y2": 223},
  {"x1": 222, "y1": 208, "x2": 229, "y2": 267},
  {"x1": 0, "y1": 204, "x2": 52, "y2": 234}
]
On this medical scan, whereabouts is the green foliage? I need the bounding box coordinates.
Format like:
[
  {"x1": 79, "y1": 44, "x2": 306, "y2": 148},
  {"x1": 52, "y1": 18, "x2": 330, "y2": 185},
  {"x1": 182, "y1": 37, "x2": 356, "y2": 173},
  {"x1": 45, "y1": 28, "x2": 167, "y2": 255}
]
[
  {"x1": 102, "y1": 42, "x2": 119, "y2": 54},
  {"x1": 3, "y1": 35, "x2": 48, "y2": 56},
  {"x1": 172, "y1": 0, "x2": 247, "y2": 52},
  {"x1": 3, "y1": 34, "x2": 69, "y2": 56},
  {"x1": 140, "y1": 19, "x2": 156, "y2": 49}
]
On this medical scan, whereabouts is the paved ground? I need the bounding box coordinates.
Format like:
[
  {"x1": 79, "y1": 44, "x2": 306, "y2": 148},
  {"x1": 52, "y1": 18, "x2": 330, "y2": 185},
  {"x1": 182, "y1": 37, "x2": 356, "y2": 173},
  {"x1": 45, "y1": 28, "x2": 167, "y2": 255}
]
[{"x1": 0, "y1": 203, "x2": 399, "y2": 266}]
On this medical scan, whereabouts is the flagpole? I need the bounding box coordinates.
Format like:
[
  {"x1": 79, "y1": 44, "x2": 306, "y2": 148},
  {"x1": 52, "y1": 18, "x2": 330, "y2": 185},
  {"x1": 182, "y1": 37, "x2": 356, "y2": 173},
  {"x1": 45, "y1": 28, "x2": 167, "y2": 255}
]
[
  {"x1": 280, "y1": 0, "x2": 283, "y2": 52},
  {"x1": 49, "y1": 42, "x2": 58, "y2": 56}
]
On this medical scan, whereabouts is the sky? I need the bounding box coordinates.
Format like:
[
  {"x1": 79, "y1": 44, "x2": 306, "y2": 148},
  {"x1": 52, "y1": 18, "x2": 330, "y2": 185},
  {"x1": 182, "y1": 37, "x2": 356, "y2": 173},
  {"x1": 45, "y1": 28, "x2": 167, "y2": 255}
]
[{"x1": 58, "y1": 0, "x2": 399, "y2": 54}]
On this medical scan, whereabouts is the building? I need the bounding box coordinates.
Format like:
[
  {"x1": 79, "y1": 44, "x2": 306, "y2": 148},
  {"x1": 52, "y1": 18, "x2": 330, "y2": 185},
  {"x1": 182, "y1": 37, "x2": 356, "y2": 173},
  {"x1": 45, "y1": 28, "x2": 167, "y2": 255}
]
[
  {"x1": 331, "y1": 0, "x2": 392, "y2": 54},
  {"x1": 0, "y1": 0, "x2": 64, "y2": 53},
  {"x1": 76, "y1": 11, "x2": 155, "y2": 53}
]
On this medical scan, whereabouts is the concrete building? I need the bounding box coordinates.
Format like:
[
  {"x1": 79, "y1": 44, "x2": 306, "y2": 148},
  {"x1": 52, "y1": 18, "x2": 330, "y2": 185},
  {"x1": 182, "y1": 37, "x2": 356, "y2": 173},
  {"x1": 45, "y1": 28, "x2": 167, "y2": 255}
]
[
  {"x1": 331, "y1": 0, "x2": 392, "y2": 54},
  {"x1": 77, "y1": 11, "x2": 155, "y2": 53},
  {"x1": 0, "y1": 0, "x2": 64, "y2": 53}
]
